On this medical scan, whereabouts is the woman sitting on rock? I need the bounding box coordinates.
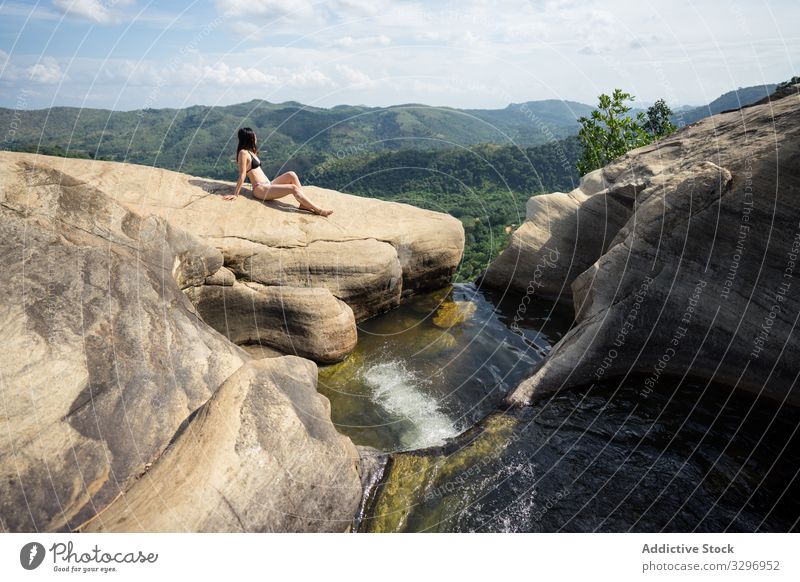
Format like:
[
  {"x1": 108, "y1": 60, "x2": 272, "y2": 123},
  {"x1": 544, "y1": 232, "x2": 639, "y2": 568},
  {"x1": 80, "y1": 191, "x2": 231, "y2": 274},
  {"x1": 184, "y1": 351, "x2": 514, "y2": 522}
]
[{"x1": 224, "y1": 127, "x2": 333, "y2": 216}]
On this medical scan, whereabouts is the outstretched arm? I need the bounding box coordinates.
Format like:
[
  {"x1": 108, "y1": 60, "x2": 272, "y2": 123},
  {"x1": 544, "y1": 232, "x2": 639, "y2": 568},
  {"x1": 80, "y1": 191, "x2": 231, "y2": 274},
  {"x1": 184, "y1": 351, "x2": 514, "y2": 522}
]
[{"x1": 224, "y1": 151, "x2": 249, "y2": 200}]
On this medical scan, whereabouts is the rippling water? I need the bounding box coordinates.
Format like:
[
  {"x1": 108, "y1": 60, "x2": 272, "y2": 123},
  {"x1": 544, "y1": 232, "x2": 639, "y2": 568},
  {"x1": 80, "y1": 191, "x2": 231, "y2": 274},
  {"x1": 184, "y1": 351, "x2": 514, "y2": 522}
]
[
  {"x1": 317, "y1": 283, "x2": 573, "y2": 451},
  {"x1": 362, "y1": 360, "x2": 459, "y2": 450},
  {"x1": 319, "y1": 282, "x2": 800, "y2": 532}
]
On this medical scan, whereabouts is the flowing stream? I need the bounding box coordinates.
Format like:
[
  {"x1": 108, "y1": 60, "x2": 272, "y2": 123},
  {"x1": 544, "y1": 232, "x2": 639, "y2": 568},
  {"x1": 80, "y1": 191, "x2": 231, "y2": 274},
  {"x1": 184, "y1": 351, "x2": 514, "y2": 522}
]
[{"x1": 318, "y1": 283, "x2": 800, "y2": 532}]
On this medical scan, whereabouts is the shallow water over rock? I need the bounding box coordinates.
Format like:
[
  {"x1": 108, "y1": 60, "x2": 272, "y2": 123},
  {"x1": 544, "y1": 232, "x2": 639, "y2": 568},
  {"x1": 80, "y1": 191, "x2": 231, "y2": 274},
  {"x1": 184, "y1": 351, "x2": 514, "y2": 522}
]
[{"x1": 317, "y1": 283, "x2": 573, "y2": 451}]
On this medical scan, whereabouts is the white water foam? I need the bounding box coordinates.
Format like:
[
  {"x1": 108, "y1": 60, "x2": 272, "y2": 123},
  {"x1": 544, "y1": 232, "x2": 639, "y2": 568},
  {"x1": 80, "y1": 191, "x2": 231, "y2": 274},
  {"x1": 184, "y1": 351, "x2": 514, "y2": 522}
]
[{"x1": 362, "y1": 360, "x2": 459, "y2": 450}]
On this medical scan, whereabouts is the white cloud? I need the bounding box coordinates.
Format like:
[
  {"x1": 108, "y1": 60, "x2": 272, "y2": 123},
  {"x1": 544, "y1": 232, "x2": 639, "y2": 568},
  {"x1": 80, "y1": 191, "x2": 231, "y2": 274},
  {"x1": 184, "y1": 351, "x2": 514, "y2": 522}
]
[
  {"x1": 629, "y1": 35, "x2": 661, "y2": 50},
  {"x1": 53, "y1": 0, "x2": 135, "y2": 24},
  {"x1": 459, "y1": 30, "x2": 480, "y2": 48},
  {"x1": 577, "y1": 9, "x2": 619, "y2": 55},
  {"x1": 332, "y1": 35, "x2": 390, "y2": 48},
  {"x1": 109, "y1": 60, "x2": 275, "y2": 87},
  {"x1": 413, "y1": 28, "x2": 482, "y2": 49},
  {"x1": 27, "y1": 57, "x2": 65, "y2": 83},
  {"x1": 2, "y1": 0, "x2": 797, "y2": 111},
  {"x1": 286, "y1": 69, "x2": 333, "y2": 88},
  {"x1": 0, "y1": 51, "x2": 25, "y2": 82},
  {"x1": 414, "y1": 30, "x2": 443, "y2": 42},
  {"x1": 216, "y1": 0, "x2": 389, "y2": 20},
  {"x1": 500, "y1": 21, "x2": 548, "y2": 41},
  {"x1": 228, "y1": 21, "x2": 261, "y2": 37},
  {"x1": 214, "y1": 0, "x2": 315, "y2": 19},
  {"x1": 198, "y1": 62, "x2": 276, "y2": 86},
  {"x1": 331, "y1": 0, "x2": 387, "y2": 16},
  {"x1": 335, "y1": 63, "x2": 375, "y2": 87},
  {"x1": 94, "y1": 57, "x2": 333, "y2": 90}
]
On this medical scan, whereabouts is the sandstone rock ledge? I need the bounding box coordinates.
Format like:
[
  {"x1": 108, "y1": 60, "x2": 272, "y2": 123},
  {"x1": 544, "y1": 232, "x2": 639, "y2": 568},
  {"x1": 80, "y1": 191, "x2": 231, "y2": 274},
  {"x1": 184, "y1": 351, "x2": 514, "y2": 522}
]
[
  {"x1": 0, "y1": 152, "x2": 465, "y2": 363},
  {"x1": 481, "y1": 85, "x2": 800, "y2": 406},
  {"x1": 0, "y1": 157, "x2": 362, "y2": 532}
]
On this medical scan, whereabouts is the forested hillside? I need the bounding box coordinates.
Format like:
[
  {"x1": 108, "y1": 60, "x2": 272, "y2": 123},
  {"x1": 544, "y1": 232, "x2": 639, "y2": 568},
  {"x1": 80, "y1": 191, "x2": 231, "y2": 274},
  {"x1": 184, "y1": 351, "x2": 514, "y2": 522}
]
[
  {"x1": 0, "y1": 99, "x2": 590, "y2": 179},
  {"x1": 308, "y1": 138, "x2": 582, "y2": 280}
]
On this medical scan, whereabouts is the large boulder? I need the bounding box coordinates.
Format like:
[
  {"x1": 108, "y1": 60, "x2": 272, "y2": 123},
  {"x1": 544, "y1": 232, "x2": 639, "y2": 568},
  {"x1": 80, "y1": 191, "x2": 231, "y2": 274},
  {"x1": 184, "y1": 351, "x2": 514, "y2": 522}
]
[
  {"x1": 0, "y1": 152, "x2": 465, "y2": 363},
  {"x1": 183, "y1": 281, "x2": 357, "y2": 363},
  {"x1": 81, "y1": 357, "x2": 362, "y2": 533},
  {"x1": 0, "y1": 157, "x2": 362, "y2": 531},
  {"x1": 492, "y1": 85, "x2": 800, "y2": 405},
  {"x1": 478, "y1": 182, "x2": 632, "y2": 303}
]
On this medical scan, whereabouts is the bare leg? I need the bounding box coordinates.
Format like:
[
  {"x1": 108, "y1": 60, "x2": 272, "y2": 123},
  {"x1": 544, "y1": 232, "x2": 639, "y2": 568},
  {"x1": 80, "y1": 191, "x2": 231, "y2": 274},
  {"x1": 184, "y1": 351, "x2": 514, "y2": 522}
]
[
  {"x1": 252, "y1": 183, "x2": 297, "y2": 201},
  {"x1": 270, "y1": 171, "x2": 302, "y2": 188},
  {"x1": 257, "y1": 171, "x2": 333, "y2": 216}
]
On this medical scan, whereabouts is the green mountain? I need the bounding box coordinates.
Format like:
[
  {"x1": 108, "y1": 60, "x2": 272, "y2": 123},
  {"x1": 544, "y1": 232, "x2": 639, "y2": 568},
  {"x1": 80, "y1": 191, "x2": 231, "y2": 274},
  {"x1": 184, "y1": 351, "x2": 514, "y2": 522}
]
[
  {"x1": 465, "y1": 100, "x2": 595, "y2": 142},
  {"x1": 0, "y1": 99, "x2": 591, "y2": 180},
  {"x1": 307, "y1": 138, "x2": 583, "y2": 281},
  {"x1": 0, "y1": 85, "x2": 776, "y2": 179},
  {"x1": 675, "y1": 83, "x2": 777, "y2": 126},
  {"x1": 311, "y1": 138, "x2": 581, "y2": 197}
]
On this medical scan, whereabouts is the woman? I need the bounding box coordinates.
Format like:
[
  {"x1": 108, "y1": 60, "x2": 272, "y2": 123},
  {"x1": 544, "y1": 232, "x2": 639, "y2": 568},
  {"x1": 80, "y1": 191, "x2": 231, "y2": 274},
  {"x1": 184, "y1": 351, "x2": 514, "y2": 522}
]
[{"x1": 224, "y1": 127, "x2": 333, "y2": 216}]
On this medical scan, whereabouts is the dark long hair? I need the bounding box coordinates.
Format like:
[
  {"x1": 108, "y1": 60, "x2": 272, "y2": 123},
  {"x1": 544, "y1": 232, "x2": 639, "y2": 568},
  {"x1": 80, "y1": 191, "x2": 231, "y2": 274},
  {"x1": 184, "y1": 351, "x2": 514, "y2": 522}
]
[{"x1": 236, "y1": 127, "x2": 258, "y2": 162}]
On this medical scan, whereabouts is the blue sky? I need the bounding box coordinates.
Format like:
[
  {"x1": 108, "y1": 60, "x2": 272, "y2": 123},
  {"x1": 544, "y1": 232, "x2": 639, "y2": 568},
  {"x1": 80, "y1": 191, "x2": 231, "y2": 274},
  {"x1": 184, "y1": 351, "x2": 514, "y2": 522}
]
[{"x1": 0, "y1": 0, "x2": 797, "y2": 111}]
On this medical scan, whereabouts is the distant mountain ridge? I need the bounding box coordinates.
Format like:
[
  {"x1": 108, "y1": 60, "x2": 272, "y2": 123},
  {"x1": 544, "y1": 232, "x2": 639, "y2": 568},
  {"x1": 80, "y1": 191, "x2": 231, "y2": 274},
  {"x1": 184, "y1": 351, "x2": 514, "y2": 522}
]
[
  {"x1": 0, "y1": 82, "x2": 781, "y2": 180},
  {"x1": 674, "y1": 84, "x2": 777, "y2": 126},
  {"x1": 0, "y1": 98, "x2": 592, "y2": 180}
]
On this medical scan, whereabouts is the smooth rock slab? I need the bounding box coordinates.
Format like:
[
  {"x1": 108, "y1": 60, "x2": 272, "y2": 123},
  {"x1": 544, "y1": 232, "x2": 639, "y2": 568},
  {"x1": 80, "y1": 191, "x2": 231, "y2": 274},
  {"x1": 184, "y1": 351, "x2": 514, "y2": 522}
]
[
  {"x1": 0, "y1": 158, "x2": 243, "y2": 531},
  {"x1": 0, "y1": 156, "x2": 364, "y2": 533},
  {"x1": 222, "y1": 237, "x2": 403, "y2": 321},
  {"x1": 81, "y1": 357, "x2": 362, "y2": 533},
  {"x1": 184, "y1": 280, "x2": 357, "y2": 363},
  {"x1": 505, "y1": 87, "x2": 800, "y2": 406},
  {"x1": 479, "y1": 187, "x2": 631, "y2": 303},
  {"x1": 0, "y1": 152, "x2": 465, "y2": 362}
]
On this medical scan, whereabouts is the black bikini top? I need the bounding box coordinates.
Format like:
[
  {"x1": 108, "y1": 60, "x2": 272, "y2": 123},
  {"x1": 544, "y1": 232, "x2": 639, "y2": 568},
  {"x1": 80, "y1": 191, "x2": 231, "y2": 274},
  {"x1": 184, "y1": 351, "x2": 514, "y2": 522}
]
[{"x1": 247, "y1": 150, "x2": 261, "y2": 170}]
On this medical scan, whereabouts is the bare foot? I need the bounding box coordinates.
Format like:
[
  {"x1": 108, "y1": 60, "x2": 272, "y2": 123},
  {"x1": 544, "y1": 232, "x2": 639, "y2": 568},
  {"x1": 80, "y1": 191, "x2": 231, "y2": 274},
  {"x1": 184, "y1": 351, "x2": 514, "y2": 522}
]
[{"x1": 298, "y1": 203, "x2": 334, "y2": 217}]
